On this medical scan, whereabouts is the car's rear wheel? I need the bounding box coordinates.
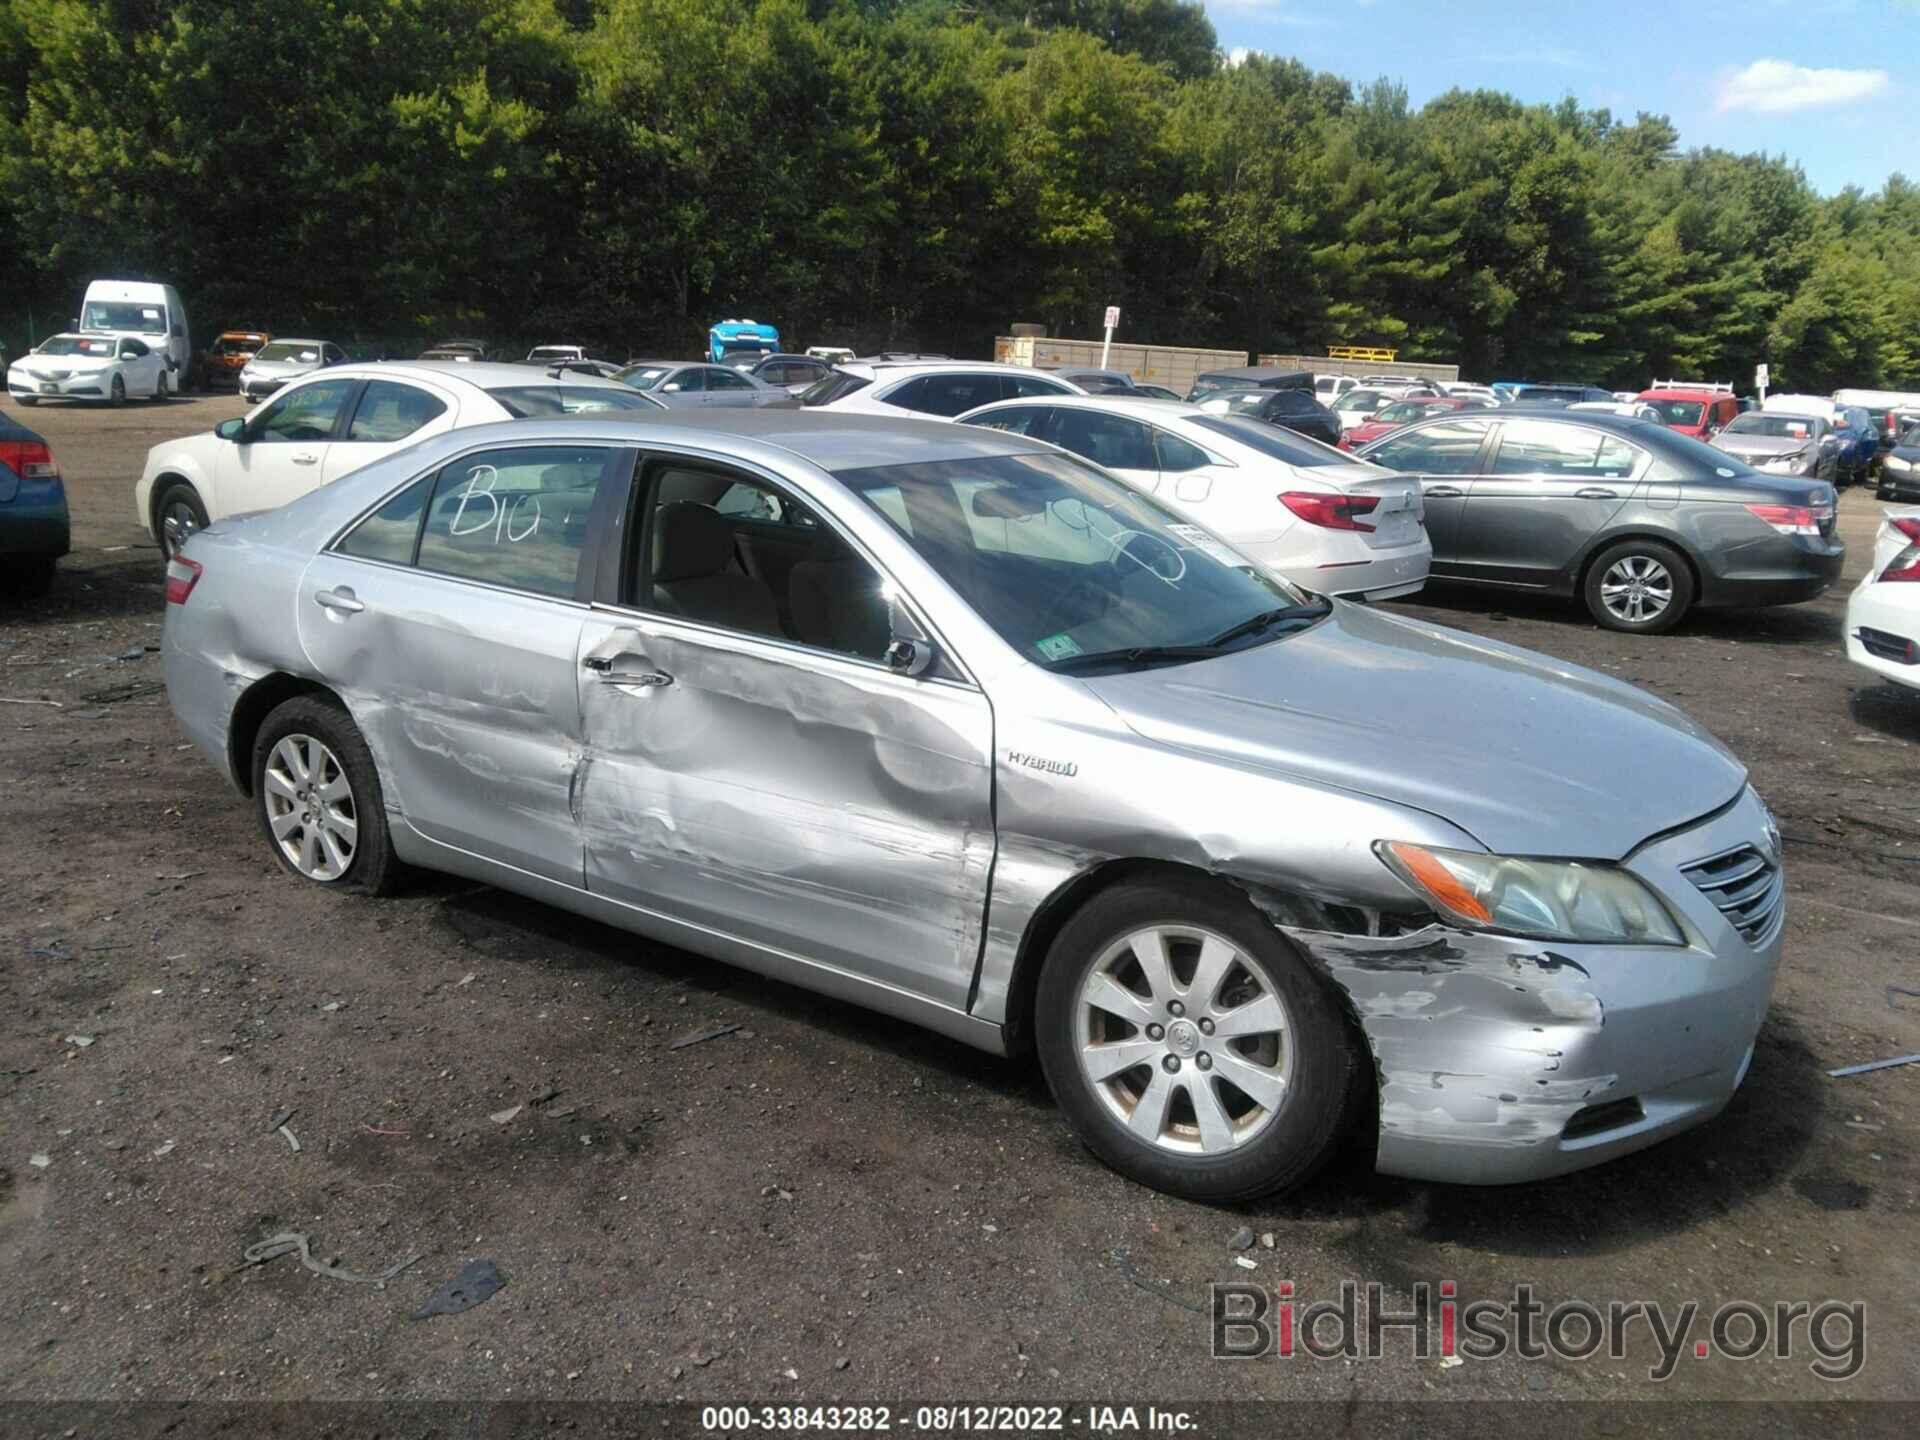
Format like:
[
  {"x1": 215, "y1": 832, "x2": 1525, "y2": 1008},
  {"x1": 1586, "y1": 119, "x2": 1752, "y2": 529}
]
[
  {"x1": 1584, "y1": 538, "x2": 1694, "y2": 634},
  {"x1": 154, "y1": 482, "x2": 209, "y2": 559},
  {"x1": 252, "y1": 695, "x2": 399, "y2": 895},
  {"x1": 1035, "y1": 875, "x2": 1365, "y2": 1202}
]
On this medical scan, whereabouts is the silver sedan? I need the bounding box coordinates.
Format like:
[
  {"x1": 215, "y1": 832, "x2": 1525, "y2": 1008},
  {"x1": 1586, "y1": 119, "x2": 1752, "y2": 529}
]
[
  {"x1": 613, "y1": 359, "x2": 799, "y2": 409},
  {"x1": 162, "y1": 411, "x2": 1783, "y2": 1200}
]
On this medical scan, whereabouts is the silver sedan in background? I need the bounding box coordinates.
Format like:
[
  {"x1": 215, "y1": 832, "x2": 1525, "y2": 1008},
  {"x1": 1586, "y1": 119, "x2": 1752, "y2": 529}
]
[
  {"x1": 613, "y1": 359, "x2": 799, "y2": 409},
  {"x1": 161, "y1": 411, "x2": 1782, "y2": 1201}
]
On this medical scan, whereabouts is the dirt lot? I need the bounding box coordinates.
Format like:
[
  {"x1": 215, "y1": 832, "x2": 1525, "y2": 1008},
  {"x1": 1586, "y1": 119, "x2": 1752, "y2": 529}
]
[{"x1": 2, "y1": 394, "x2": 1916, "y2": 1423}]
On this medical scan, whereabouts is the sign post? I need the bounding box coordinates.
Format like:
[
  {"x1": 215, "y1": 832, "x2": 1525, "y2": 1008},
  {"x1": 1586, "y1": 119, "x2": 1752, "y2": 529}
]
[
  {"x1": 1100, "y1": 305, "x2": 1120, "y2": 368},
  {"x1": 1755, "y1": 363, "x2": 1769, "y2": 403}
]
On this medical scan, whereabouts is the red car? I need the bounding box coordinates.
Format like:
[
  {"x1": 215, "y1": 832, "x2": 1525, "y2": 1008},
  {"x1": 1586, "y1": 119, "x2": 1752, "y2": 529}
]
[
  {"x1": 1338, "y1": 395, "x2": 1488, "y2": 450},
  {"x1": 1636, "y1": 387, "x2": 1739, "y2": 442}
]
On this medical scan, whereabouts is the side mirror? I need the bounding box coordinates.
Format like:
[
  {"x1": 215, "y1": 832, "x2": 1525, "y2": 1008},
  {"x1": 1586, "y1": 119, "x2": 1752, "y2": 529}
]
[
  {"x1": 885, "y1": 638, "x2": 935, "y2": 678},
  {"x1": 215, "y1": 418, "x2": 247, "y2": 443}
]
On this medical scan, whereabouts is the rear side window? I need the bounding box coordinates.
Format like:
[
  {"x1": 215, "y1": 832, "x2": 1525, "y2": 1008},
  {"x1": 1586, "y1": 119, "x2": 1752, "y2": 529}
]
[
  {"x1": 705, "y1": 367, "x2": 753, "y2": 391},
  {"x1": 348, "y1": 381, "x2": 448, "y2": 442},
  {"x1": 1491, "y1": 420, "x2": 1640, "y2": 478},
  {"x1": 337, "y1": 474, "x2": 434, "y2": 564},
  {"x1": 414, "y1": 445, "x2": 621, "y2": 599},
  {"x1": 486, "y1": 385, "x2": 660, "y2": 417},
  {"x1": 1190, "y1": 414, "x2": 1349, "y2": 468},
  {"x1": 1363, "y1": 420, "x2": 1493, "y2": 475},
  {"x1": 887, "y1": 373, "x2": 1007, "y2": 417},
  {"x1": 1154, "y1": 430, "x2": 1211, "y2": 473},
  {"x1": 1006, "y1": 373, "x2": 1073, "y2": 399}
]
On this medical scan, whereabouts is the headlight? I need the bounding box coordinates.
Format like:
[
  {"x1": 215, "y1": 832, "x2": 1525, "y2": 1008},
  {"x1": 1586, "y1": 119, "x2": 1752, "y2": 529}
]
[
  {"x1": 1886, "y1": 455, "x2": 1911, "y2": 473},
  {"x1": 1376, "y1": 841, "x2": 1685, "y2": 946}
]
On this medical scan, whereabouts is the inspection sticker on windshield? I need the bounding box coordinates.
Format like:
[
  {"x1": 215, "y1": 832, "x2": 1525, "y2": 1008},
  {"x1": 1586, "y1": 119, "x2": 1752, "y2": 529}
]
[
  {"x1": 1167, "y1": 524, "x2": 1242, "y2": 567},
  {"x1": 1036, "y1": 632, "x2": 1083, "y2": 661}
]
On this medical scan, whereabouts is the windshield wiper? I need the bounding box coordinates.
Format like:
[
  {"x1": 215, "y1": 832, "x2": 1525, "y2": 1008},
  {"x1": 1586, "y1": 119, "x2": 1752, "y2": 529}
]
[
  {"x1": 1044, "y1": 644, "x2": 1222, "y2": 674},
  {"x1": 1205, "y1": 602, "x2": 1331, "y2": 650}
]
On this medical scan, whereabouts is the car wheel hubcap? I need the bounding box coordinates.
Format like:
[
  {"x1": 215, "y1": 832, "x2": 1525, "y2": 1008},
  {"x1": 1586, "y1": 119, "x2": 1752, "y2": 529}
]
[
  {"x1": 1600, "y1": 556, "x2": 1673, "y2": 624},
  {"x1": 160, "y1": 502, "x2": 198, "y2": 556},
  {"x1": 1074, "y1": 925, "x2": 1294, "y2": 1155},
  {"x1": 264, "y1": 734, "x2": 357, "y2": 881}
]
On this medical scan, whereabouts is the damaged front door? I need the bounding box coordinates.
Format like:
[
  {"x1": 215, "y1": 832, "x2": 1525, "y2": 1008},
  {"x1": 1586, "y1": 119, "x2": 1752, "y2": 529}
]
[{"x1": 573, "y1": 457, "x2": 996, "y2": 1010}]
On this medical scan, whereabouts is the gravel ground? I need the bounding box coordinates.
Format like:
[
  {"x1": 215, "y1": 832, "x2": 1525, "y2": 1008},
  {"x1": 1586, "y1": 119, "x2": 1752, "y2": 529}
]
[{"x1": 1, "y1": 394, "x2": 1915, "y2": 1422}]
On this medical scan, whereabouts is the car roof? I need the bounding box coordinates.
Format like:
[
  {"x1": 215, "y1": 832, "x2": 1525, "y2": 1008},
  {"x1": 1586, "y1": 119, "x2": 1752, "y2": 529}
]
[
  {"x1": 618, "y1": 358, "x2": 687, "y2": 369},
  {"x1": 1196, "y1": 366, "x2": 1312, "y2": 383},
  {"x1": 274, "y1": 360, "x2": 638, "y2": 391},
  {"x1": 262, "y1": 338, "x2": 328, "y2": 347},
  {"x1": 844, "y1": 360, "x2": 1057, "y2": 378},
  {"x1": 1637, "y1": 387, "x2": 1723, "y2": 401}
]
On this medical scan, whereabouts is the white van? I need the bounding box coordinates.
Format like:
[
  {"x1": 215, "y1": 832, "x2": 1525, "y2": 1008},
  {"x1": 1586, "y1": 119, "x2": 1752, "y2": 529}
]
[
  {"x1": 1834, "y1": 387, "x2": 1920, "y2": 412},
  {"x1": 77, "y1": 280, "x2": 191, "y2": 390},
  {"x1": 1761, "y1": 392, "x2": 1837, "y2": 423}
]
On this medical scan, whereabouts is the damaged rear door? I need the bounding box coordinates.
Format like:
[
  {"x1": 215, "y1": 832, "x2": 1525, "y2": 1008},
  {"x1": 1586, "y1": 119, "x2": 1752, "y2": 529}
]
[
  {"x1": 573, "y1": 454, "x2": 996, "y2": 1010},
  {"x1": 298, "y1": 440, "x2": 634, "y2": 884}
]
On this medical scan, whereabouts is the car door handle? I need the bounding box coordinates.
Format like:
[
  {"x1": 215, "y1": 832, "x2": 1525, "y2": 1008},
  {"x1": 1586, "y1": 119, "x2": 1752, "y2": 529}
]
[
  {"x1": 292, "y1": 452, "x2": 320, "y2": 466},
  {"x1": 1575, "y1": 486, "x2": 1619, "y2": 499},
  {"x1": 314, "y1": 586, "x2": 364, "y2": 614},
  {"x1": 601, "y1": 669, "x2": 673, "y2": 690},
  {"x1": 1425, "y1": 484, "x2": 1465, "y2": 498}
]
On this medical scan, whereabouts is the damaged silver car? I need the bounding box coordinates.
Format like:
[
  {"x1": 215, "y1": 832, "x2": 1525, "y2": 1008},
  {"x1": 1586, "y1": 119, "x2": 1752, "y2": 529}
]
[{"x1": 162, "y1": 411, "x2": 1783, "y2": 1201}]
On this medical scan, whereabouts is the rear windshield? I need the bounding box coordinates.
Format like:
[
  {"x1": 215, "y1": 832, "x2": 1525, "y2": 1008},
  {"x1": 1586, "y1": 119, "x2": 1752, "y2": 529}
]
[
  {"x1": 801, "y1": 371, "x2": 872, "y2": 407},
  {"x1": 486, "y1": 385, "x2": 662, "y2": 417},
  {"x1": 1188, "y1": 415, "x2": 1347, "y2": 467}
]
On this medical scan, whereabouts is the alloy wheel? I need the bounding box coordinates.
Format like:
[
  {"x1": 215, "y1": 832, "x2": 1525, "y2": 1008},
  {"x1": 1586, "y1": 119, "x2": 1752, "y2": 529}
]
[
  {"x1": 1599, "y1": 554, "x2": 1673, "y2": 625},
  {"x1": 159, "y1": 499, "x2": 200, "y2": 558},
  {"x1": 1074, "y1": 925, "x2": 1294, "y2": 1155},
  {"x1": 263, "y1": 733, "x2": 358, "y2": 881}
]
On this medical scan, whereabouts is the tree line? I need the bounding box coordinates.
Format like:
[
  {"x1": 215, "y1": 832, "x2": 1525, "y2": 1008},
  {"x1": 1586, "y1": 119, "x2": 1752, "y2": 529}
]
[{"x1": 2, "y1": 0, "x2": 1916, "y2": 392}]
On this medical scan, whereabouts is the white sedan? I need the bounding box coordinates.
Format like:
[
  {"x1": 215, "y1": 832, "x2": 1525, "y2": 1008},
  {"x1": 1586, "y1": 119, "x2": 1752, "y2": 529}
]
[
  {"x1": 1845, "y1": 506, "x2": 1920, "y2": 688},
  {"x1": 958, "y1": 395, "x2": 1430, "y2": 600},
  {"x1": 135, "y1": 361, "x2": 662, "y2": 557},
  {"x1": 7, "y1": 332, "x2": 173, "y2": 405}
]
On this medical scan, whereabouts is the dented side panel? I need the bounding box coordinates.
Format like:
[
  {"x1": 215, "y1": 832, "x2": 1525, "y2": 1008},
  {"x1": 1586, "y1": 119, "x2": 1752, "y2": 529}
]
[
  {"x1": 296, "y1": 550, "x2": 588, "y2": 884},
  {"x1": 574, "y1": 614, "x2": 995, "y2": 1011}
]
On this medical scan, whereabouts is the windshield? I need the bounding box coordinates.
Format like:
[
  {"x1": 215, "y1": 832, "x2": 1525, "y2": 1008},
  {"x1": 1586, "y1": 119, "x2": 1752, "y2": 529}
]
[
  {"x1": 81, "y1": 301, "x2": 165, "y2": 333},
  {"x1": 836, "y1": 451, "x2": 1311, "y2": 672},
  {"x1": 1333, "y1": 388, "x2": 1386, "y2": 412},
  {"x1": 1644, "y1": 399, "x2": 1706, "y2": 426},
  {"x1": 37, "y1": 335, "x2": 115, "y2": 357},
  {"x1": 615, "y1": 365, "x2": 671, "y2": 390},
  {"x1": 1725, "y1": 414, "x2": 1817, "y2": 440},
  {"x1": 527, "y1": 348, "x2": 578, "y2": 362},
  {"x1": 487, "y1": 385, "x2": 663, "y2": 417},
  {"x1": 1188, "y1": 414, "x2": 1349, "y2": 468},
  {"x1": 255, "y1": 342, "x2": 318, "y2": 362}
]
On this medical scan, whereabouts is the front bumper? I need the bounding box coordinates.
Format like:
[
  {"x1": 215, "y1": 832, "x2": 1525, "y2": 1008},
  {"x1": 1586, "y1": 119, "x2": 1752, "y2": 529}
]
[
  {"x1": 1845, "y1": 574, "x2": 1920, "y2": 691},
  {"x1": 239, "y1": 377, "x2": 287, "y2": 402},
  {"x1": 1878, "y1": 463, "x2": 1920, "y2": 500},
  {"x1": 1273, "y1": 787, "x2": 1782, "y2": 1184},
  {"x1": 7, "y1": 372, "x2": 108, "y2": 400}
]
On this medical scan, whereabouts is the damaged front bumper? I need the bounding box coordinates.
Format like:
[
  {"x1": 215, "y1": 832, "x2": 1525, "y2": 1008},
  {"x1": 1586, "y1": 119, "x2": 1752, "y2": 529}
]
[{"x1": 1265, "y1": 788, "x2": 1783, "y2": 1185}]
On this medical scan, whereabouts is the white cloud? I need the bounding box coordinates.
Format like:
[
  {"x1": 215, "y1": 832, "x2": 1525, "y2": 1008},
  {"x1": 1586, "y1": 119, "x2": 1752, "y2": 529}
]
[
  {"x1": 1715, "y1": 59, "x2": 1890, "y2": 113},
  {"x1": 1226, "y1": 46, "x2": 1260, "y2": 67}
]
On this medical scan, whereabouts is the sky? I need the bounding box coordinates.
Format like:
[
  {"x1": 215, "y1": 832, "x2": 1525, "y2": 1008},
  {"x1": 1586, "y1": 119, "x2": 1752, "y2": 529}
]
[{"x1": 1202, "y1": 0, "x2": 1918, "y2": 195}]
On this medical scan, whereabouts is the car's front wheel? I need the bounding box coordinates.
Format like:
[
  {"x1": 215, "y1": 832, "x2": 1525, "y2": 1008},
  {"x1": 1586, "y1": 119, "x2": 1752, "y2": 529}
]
[
  {"x1": 153, "y1": 481, "x2": 209, "y2": 559},
  {"x1": 1584, "y1": 538, "x2": 1694, "y2": 634},
  {"x1": 252, "y1": 695, "x2": 400, "y2": 894},
  {"x1": 1035, "y1": 875, "x2": 1365, "y2": 1203},
  {"x1": 109, "y1": 374, "x2": 126, "y2": 405}
]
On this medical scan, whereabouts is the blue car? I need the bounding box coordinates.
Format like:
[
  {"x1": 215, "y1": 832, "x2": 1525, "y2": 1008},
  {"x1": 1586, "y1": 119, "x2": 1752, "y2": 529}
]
[
  {"x1": 1835, "y1": 405, "x2": 1880, "y2": 486},
  {"x1": 1, "y1": 408, "x2": 70, "y2": 597},
  {"x1": 708, "y1": 318, "x2": 780, "y2": 367}
]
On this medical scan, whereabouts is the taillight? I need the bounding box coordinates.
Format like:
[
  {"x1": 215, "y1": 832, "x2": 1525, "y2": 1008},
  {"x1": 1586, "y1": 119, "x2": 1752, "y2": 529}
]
[
  {"x1": 0, "y1": 438, "x2": 60, "y2": 480},
  {"x1": 164, "y1": 555, "x2": 203, "y2": 605},
  {"x1": 1745, "y1": 503, "x2": 1821, "y2": 536},
  {"x1": 1880, "y1": 517, "x2": 1920, "y2": 582},
  {"x1": 1280, "y1": 491, "x2": 1380, "y2": 532}
]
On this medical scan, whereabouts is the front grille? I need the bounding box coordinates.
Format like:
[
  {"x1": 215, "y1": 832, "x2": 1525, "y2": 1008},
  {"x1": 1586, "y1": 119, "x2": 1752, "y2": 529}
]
[
  {"x1": 1681, "y1": 843, "x2": 1783, "y2": 945},
  {"x1": 1858, "y1": 626, "x2": 1916, "y2": 664}
]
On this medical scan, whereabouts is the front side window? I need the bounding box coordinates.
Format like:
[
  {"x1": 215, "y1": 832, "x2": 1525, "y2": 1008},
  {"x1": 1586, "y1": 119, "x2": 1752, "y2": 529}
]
[
  {"x1": 1491, "y1": 420, "x2": 1639, "y2": 477},
  {"x1": 634, "y1": 465, "x2": 890, "y2": 660},
  {"x1": 414, "y1": 445, "x2": 621, "y2": 598},
  {"x1": 347, "y1": 380, "x2": 448, "y2": 443},
  {"x1": 118, "y1": 338, "x2": 148, "y2": 359},
  {"x1": 1364, "y1": 419, "x2": 1493, "y2": 475},
  {"x1": 1048, "y1": 408, "x2": 1157, "y2": 471},
  {"x1": 658, "y1": 367, "x2": 702, "y2": 394},
  {"x1": 251, "y1": 379, "x2": 357, "y2": 443},
  {"x1": 838, "y1": 451, "x2": 1312, "y2": 672}
]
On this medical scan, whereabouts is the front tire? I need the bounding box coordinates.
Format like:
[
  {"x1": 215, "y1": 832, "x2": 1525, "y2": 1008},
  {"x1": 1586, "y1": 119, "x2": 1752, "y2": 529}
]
[
  {"x1": 1583, "y1": 538, "x2": 1694, "y2": 634},
  {"x1": 252, "y1": 695, "x2": 400, "y2": 895},
  {"x1": 109, "y1": 374, "x2": 126, "y2": 406},
  {"x1": 153, "y1": 481, "x2": 209, "y2": 559},
  {"x1": 1034, "y1": 875, "x2": 1365, "y2": 1203}
]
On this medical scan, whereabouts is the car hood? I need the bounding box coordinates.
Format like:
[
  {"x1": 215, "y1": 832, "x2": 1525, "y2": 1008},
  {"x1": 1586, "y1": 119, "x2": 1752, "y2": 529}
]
[
  {"x1": 1079, "y1": 602, "x2": 1745, "y2": 859},
  {"x1": 25, "y1": 353, "x2": 112, "y2": 373},
  {"x1": 1714, "y1": 434, "x2": 1808, "y2": 458}
]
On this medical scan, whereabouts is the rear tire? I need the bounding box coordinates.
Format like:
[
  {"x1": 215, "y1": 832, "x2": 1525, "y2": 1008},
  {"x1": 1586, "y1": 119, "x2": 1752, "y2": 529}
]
[
  {"x1": 1034, "y1": 874, "x2": 1366, "y2": 1203},
  {"x1": 1583, "y1": 538, "x2": 1694, "y2": 634},
  {"x1": 252, "y1": 695, "x2": 400, "y2": 895}
]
